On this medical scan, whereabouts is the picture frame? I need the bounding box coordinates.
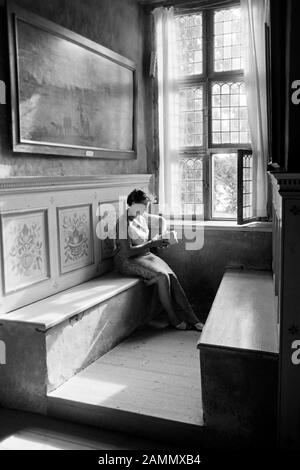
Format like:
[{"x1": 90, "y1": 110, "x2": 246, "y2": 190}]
[{"x1": 7, "y1": 2, "x2": 137, "y2": 160}]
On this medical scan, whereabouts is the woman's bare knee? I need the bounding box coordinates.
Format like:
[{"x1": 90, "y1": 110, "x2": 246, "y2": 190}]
[
  {"x1": 156, "y1": 272, "x2": 170, "y2": 288},
  {"x1": 169, "y1": 272, "x2": 178, "y2": 283},
  {"x1": 144, "y1": 275, "x2": 161, "y2": 286},
  {"x1": 144, "y1": 273, "x2": 168, "y2": 287}
]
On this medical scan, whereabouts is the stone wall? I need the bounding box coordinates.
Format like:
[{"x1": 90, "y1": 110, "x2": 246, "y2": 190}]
[{"x1": 159, "y1": 227, "x2": 272, "y2": 321}]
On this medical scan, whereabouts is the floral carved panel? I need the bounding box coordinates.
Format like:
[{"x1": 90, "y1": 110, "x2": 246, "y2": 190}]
[
  {"x1": 58, "y1": 205, "x2": 94, "y2": 274},
  {"x1": 1, "y1": 210, "x2": 50, "y2": 294}
]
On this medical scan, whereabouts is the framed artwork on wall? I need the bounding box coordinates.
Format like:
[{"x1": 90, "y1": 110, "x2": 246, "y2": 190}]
[{"x1": 7, "y1": 2, "x2": 137, "y2": 160}]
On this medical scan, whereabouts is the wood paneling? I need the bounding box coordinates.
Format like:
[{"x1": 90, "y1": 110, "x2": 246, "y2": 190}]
[
  {"x1": 199, "y1": 269, "x2": 278, "y2": 354},
  {"x1": 200, "y1": 346, "x2": 278, "y2": 448},
  {"x1": 270, "y1": 172, "x2": 300, "y2": 448},
  {"x1": 198, "y1": 268, "x2": 279, "y2": 448},
  {"x1": 0, "y1": 175, "x2": 151, "y2": 313}
]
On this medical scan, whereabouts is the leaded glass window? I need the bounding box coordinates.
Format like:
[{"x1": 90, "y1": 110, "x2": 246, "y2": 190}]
[
  {"x1": 213, "y1": 7, "x2": 242, "y2": 72},
  {"x1": 179, "y1": 87, "x2": 204, "y2": 147},
  {"x1": 180, "y1": 157, "x2": 204, "y2": 216},
  {"x1": 175, "y1": 13, "x2": 203, "y2": 76},
  {"x1": 160, "y1": 3, "x2": 254, "y2": 221},
  {"x1": 211, "y1": 82, "x2": 250, "y2": 145}
]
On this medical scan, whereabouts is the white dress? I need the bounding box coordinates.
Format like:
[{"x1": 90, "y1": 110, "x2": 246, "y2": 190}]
[{"x1": 113, "y1": 211, "x2": 198, "y2": 323}]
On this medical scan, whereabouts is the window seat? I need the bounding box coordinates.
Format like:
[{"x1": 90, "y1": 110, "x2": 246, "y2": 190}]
[
  {"x1": 0, "y1": 272, "x2": 154, "y2": 414},
  {"x1": 0, "y1": 273, "x2": 142, "y2": 331},
  {"x1": 197, "y1": 268, "x2": 279, "y2": 448}
]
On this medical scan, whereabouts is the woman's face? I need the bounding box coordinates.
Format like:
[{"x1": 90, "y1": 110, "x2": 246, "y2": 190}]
[{"x1": 129, "y1": 201, "x2": 149, "y2": 215}]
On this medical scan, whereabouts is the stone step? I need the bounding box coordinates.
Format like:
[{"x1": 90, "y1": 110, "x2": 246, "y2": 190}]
[{"x1": 0, "y1": 273, "x2": 154, "y2": 413}]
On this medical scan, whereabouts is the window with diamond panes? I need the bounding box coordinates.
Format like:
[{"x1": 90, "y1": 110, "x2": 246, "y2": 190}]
[
  {"x1": 212, "y1": 82, "x2": 250, "y2": 145},
  {"x1": 179, "y1": 87, "x2": 204, "y2": 147},
  {"x1": 175, "y1": 13, "x2": 203, "y2": 76},
  {"x1": 180, "y1": 158, "x2": 204, "y2": 216},
  {"x1": 166, "y1": 4, "x2": 254, "y2": 222},
  {"x1": 214, "y1": 7, "x2": 242, "y2": 72}
]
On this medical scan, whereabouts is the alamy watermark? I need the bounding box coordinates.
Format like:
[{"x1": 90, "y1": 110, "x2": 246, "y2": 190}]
[
  {"x1": 96, "y1": 198, "x2": 204, "y2": 251},
  {"x1": 0, "y1": 80, "x2": 6, "y2": 104},
  {"x1": 291, "y1": 80, "x2": 300, "y2": 105},
  {"x1": 291, "y1": 340, "x2": 300, "y2": 365},
  {"x1": 0, "y1": 340, "x2": 6, "y2": 365}
]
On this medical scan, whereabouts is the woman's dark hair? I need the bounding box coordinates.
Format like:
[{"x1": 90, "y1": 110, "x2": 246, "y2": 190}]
[{"x1": 127, "y1": 189, "x2": 150, "y2": 207}]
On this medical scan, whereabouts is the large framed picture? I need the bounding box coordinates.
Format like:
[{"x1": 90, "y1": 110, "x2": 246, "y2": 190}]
[{"x1": 7, "y1": 2, "x2": 137, "y2": 159}]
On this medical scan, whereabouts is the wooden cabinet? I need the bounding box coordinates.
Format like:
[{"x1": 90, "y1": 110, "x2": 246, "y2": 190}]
[{"x1": 270, "y1": 172, "x2": 300, "y2": 448}]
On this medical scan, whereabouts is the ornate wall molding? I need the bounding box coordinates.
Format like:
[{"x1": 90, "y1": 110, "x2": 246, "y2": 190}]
[
  {"x1": 0, "y1": 174, "x2": 152, "y2": 195},
  {"x1": 269, "y1": 172, "x2": 300, "y2": 195}
]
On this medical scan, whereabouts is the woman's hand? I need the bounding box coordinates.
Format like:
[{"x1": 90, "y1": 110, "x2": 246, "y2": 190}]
[{"x1": 151, "y1": 238, "x2": 170, "y2": 249}]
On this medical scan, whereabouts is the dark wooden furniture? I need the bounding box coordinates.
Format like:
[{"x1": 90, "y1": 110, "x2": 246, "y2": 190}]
[
  {"x1": 198, "y1": 269, "x2": 279, "y2": 448},
  {"x1": 270, "y1": 173, "x2": 300, "y2": 449},
  {"x1": 267, "y1": 0, "x2": 300, "y2": 449}
]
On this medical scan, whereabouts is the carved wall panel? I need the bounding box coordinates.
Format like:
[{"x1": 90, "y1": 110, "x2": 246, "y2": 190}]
[{"x1": 1, "y1": 210, "x2": 49, "y2": 294}]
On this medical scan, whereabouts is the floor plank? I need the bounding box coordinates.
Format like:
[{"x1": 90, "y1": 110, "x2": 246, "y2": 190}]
[{"x1": 82, "y1": 363, "x2": 201, "y2": 397}]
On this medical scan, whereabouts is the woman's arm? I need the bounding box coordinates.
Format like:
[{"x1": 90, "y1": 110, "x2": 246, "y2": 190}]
[
  {"x1": 118, "y1": 237, "x2": 168, "y2": 258},
  {"x1": 144, "y1": 213, "x2": 168, "y2": 237}
]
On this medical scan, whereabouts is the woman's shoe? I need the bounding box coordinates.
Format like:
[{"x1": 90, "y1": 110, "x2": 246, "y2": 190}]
[
  {"x1": 192, "y1": 322, "x2": 204, "y2": 332},
  {"x1": 175, "y1": 321, "x2": 188, "y2": 330}
]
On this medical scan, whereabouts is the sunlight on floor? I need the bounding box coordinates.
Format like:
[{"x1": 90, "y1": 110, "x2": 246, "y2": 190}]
[
  {"x1": 55, "y1": 375, "x2": 128, "y2": 403},
  {"x1": 49, "y1": 328, "x2": 203, "y2": 427},
  {"x1": 0, "y1": 432, "x2": 62, "y2": 450}
]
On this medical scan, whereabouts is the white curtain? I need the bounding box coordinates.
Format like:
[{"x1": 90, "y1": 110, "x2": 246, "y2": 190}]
[
  {"x1": 153, "y1": 7, "x2": 181, "y2": 215},
  {"x1": 241, "y1": 0, "x2": 269, "y2": 218}
]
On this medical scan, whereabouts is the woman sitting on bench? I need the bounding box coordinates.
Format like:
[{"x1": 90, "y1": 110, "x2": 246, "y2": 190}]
[{"x1": 114, "y1": 189, "x2": 203, "y2": 331}]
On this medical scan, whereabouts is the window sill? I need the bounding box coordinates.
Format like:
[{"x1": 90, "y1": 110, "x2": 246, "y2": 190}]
[{"x1": 168, "y1": 220, "x2": 272, "y2": 232}]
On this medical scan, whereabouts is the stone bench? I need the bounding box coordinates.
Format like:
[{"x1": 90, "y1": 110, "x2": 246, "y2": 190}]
[
  {"x1": 0, "y1": 272, "x2": 155, "y2": 414},
  {"x1": 197, "y1": 269, "x2": 279, "y2": 448}
]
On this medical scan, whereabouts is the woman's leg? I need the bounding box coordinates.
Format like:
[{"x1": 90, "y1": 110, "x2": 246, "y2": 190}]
[
  {"x1": 115, "y1": 254, "x2": 188, "y2": 329},
  {"x1": 170, "y1": 274, "x2": 200, "y2": 325},
  {"x1": 154, "y1": 273, "x2": 182, "y2": 327}
]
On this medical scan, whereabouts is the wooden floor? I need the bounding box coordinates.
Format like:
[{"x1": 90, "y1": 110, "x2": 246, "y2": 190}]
[
  {"x1": 0, "y1": 408, "x2": 166, "y2": 450},
  {"x1": 47, "y1": 327, "x2": 204, "y2": 446}
]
